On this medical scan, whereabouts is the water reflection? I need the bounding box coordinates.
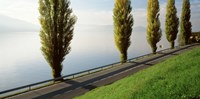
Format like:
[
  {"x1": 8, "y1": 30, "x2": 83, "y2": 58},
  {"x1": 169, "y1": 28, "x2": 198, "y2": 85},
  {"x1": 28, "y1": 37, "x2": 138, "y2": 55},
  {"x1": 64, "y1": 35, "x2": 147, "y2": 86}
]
[{"x1": 0, "y1": 26, "x2": 176, "y2": 91}]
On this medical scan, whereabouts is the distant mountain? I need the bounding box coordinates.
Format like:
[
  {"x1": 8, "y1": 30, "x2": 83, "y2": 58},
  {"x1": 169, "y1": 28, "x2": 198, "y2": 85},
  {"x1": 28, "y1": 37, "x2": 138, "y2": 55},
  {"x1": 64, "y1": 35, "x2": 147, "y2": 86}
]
[
  {"x1": 0, "y1": 14, "x2": 39, "y2": 32},
  {"x1": 76, "y1": 24, "x2": 146, "y2": 32}
]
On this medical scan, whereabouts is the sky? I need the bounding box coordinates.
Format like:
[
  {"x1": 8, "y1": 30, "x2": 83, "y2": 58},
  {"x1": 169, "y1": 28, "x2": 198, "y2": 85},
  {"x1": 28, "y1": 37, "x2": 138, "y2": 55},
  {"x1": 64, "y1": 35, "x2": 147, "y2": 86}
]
[{"x1": 0, "y1": 0, "x2": 200, "y2": 31}]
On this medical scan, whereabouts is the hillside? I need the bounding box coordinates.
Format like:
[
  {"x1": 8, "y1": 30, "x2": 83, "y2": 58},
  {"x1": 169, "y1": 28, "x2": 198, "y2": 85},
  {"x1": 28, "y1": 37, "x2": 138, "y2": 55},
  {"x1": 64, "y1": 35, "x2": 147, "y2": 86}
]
[
  {"x1": 76, "y1": 46, "x2": 200, "y2": 99},
  {"x1": 0, "y1": 14, "x2": 39, "y2": 32}
]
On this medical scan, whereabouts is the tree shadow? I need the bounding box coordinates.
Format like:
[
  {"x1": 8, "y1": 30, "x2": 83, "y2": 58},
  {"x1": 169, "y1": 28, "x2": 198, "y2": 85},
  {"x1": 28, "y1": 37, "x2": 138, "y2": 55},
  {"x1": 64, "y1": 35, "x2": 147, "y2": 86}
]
[
  {"x1": 64, "y1": 80, "x2": 97, "y2": 90},
  {"x1": 157, "y1": 52, "x2": 178, "y2": 56},
  {"x1": 130, "y1": 61, "x2": 155, "y2": 66},
  {"x1": 33, "y1": 44, "x2": 197, "y2": 99}
]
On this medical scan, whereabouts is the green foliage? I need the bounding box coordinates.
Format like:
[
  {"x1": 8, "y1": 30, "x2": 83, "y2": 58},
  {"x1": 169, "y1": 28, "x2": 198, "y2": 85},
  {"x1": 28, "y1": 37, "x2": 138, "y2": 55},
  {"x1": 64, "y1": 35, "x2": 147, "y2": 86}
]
[
  {"x1": 147, "y1": 0, "x2": 162, "y2": 54},
  {"x1": 113, "y1": 0, "x2": 134, "y2": 63},
  {"x1": 76, "y1": 47, "x2": 200, "y2": 99},
  {"x1": 179, "y1": 0, "x2": 192, "y2": 46},
  {"x1": 165, "y1": 0, "x2": 179, "y2": 49},
  {"x1": 39, "y1": 0, "x2": 76, "y2": 79}
]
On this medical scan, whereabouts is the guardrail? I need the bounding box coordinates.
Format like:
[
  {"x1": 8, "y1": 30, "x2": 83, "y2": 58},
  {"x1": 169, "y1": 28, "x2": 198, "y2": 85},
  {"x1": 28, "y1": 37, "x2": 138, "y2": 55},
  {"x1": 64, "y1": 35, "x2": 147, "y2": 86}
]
[{"x1": 0, "y1": 45, "x2": 185, "y2": 98}]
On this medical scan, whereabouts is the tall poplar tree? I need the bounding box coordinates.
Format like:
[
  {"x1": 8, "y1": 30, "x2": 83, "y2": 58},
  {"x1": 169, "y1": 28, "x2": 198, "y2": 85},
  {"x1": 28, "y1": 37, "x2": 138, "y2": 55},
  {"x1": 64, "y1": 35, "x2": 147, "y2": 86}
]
[
  {"x1": 113, "y1": 0, "x2": 134, "y2": 63},
  {"x1": 39, "y1": 0, "x2": 76, "y2": 80},
  {"x1": 179, "y1": 0, "x2": 192, "y2": 46},
  {"x1": 165, "y1": 0, "x2": 179, "y2": 49},
  {"x1": 147, "y1": 0, "x2": 162, "y2": 54}
]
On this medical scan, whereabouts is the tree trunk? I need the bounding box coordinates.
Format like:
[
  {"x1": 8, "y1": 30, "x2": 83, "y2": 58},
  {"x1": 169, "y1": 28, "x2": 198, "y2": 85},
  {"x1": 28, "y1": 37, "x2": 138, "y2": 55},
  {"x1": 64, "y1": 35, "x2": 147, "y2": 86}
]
[
  {"x1": 152, "y1": 46, "x2": 157, "y2": 54},
  {"x1": 52, "y1": 67, "x2": 64, "y2": 81},
  {"x1": 170, "y1": 41, "x2": 175, "y2": 49},
  {"x1": 120, "y1": 51, "x2": 127, "y2": 63}
]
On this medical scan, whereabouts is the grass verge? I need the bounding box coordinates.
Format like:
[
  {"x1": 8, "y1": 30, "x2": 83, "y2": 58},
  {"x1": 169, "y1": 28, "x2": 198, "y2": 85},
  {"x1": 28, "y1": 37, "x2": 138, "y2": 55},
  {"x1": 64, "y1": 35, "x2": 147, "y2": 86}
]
[{"x1": 76, "y1": 47, "x2": 200, "y2": 99}]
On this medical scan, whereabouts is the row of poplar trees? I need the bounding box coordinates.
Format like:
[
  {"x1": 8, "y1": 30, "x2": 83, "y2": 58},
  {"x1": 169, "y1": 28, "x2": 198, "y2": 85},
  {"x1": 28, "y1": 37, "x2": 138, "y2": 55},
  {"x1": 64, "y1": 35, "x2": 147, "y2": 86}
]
[
  {"x1": 147, "y1": 0, "x2": 191, "y2": 54},
  {"x1": 39, "y1": 0, "x2": 192, "y2": 80},
  {"x1": 114, "y1": 0, "x2": 191, "y2": 62}
]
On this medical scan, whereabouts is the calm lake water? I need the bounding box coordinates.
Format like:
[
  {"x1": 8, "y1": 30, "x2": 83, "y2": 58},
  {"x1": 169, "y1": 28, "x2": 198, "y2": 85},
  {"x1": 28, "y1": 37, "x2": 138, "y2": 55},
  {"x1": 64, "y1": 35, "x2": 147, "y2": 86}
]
[{"x1": 0, "y1": 25, "x2": 177, "y2": 91}]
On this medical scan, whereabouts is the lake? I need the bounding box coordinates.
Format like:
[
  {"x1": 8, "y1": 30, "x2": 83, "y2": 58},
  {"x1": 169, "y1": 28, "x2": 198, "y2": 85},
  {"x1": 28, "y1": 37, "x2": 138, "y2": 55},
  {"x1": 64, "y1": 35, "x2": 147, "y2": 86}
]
[{"x1": 0, "y1": 25, "x2": 177, "y2": 92}]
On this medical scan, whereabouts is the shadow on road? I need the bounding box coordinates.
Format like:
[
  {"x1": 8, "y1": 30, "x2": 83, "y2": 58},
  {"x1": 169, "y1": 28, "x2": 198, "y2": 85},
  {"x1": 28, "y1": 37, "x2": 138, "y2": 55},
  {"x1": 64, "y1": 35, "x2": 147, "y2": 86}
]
[{"x1": 33, "y1": 44, "x2": 198, "y2": 99}]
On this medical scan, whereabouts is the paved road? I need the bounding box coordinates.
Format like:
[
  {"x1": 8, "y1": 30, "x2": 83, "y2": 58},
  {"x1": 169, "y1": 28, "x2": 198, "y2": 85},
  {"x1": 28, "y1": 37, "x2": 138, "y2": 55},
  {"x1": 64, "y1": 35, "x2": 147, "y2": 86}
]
[{"x1": 7, "y1": 44, "x2": 200, "y2": 99}]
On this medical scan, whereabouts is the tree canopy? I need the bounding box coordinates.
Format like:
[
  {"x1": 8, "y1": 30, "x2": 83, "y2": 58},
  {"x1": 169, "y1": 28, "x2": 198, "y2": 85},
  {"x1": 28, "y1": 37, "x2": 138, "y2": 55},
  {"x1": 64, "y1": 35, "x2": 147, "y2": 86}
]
[
  {"x1": 113, "y1": 0, "x2": 134, "y2": 63},
  {"x1": 179, "y1": 0, "x2": 192, "y2": 46},
  {"x1": 147, "y1": 0, "x2": 162, "y2": 54},
  {"x1": 165, "y1": 0, "x2": 179, "y2": 49},
  {"x1": 39, "y1": 0, "x2": 76, "y2": 80}
]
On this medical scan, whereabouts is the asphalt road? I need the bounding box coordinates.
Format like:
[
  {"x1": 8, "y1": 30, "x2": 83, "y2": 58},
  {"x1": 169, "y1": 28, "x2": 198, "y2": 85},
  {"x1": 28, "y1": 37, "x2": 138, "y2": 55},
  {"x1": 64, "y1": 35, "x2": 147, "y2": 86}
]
[{"x1": 7, "y1": 43, "x2": 200, "y2": 99}]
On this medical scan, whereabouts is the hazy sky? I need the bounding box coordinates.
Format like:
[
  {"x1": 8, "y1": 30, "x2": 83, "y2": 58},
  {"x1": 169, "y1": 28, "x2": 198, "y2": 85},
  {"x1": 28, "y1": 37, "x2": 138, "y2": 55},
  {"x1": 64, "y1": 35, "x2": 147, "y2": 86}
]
[{"x1": 0, "y1": 0, "x2": 200, "y2": 31}]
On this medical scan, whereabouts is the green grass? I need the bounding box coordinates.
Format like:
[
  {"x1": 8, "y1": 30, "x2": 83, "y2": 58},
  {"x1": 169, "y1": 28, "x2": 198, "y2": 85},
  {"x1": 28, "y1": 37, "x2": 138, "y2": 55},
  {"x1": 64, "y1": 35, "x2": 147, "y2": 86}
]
[{"x1": 76, "y1": 47, "x2": 200, "y2": 99}]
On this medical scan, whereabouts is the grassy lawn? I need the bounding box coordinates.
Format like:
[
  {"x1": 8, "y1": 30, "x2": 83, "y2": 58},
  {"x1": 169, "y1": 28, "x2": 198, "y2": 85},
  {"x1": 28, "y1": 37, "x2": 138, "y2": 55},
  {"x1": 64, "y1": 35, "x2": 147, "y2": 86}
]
[{"x1": 76, "y1": 47, "x2": 200, "y2": 99}]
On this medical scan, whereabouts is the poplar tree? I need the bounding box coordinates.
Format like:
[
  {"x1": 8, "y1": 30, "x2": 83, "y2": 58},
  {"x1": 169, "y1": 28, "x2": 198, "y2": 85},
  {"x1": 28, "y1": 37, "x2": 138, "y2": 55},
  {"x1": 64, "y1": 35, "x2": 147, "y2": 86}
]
[
  {"x1": 147, "y1": 0, "x2": 162, "y2": 54},
  {"x1": 39, "y1": 0, "x2": 76, "y2": 80},
  {"x1": 165, "y1": 0, "x2": 179, "y2": 49},
  {"x1": 113, "y1": 0, "x2": 134, "y2": 63},
  {"x1": 179, "y1": 0, "x2": 192, "y2": 46}
]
